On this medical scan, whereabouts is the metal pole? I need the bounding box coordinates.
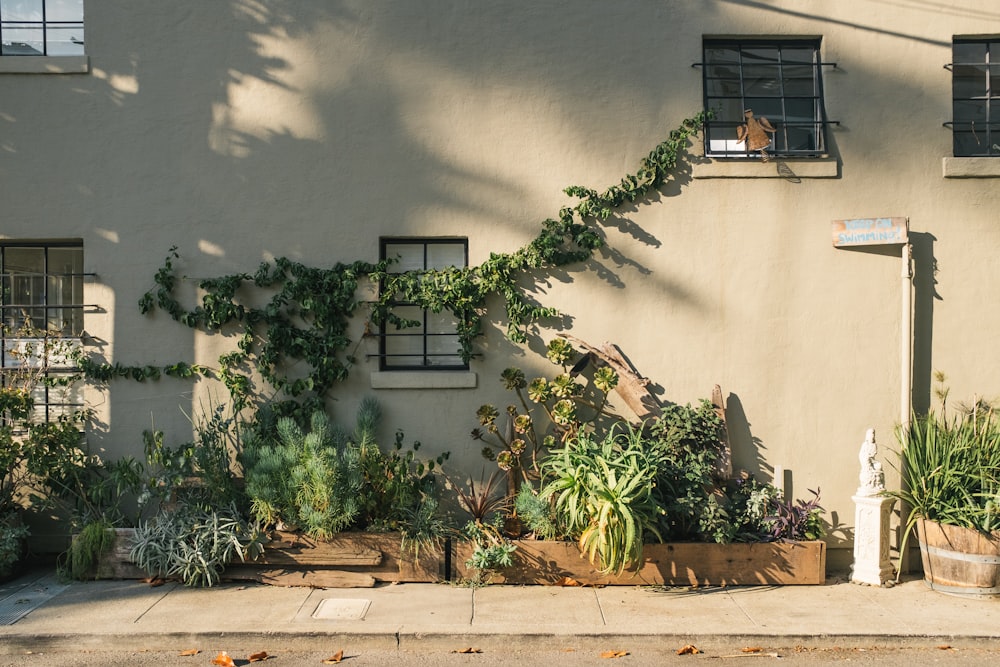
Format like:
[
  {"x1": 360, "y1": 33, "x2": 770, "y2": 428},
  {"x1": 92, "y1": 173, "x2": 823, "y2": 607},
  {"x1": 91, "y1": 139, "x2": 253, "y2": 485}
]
[{"x1": 901, "y1": 240, "x2": 913, "y2": 430}]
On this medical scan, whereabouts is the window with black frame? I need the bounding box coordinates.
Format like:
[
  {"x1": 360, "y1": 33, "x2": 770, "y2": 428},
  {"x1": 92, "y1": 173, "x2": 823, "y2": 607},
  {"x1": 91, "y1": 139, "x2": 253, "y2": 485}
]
[
  {"x1": 950, "y1": 37, "x2": 1000, "y2": 157},
  {"x1": 379, "y1": 238, "x2": 468, "y2": 371},
  {"x1": 0, "y1": 242, "x2": 86, "y2": 423},
  {"x1": 0, "y1": 0, "x2": 84, "y2": 56},
  {"x1": 702, "y1": 38, "x2": 828, "y2": 159}
]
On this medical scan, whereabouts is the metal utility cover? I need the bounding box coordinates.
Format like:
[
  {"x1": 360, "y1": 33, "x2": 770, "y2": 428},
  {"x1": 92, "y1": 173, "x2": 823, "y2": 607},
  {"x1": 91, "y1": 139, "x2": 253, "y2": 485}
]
[
  {"x1": 0, "y1": 574, "x2": 68, "y2": 626},
  {"x1": 312, "y1": 597, "x2": 372, "y2": 620}
]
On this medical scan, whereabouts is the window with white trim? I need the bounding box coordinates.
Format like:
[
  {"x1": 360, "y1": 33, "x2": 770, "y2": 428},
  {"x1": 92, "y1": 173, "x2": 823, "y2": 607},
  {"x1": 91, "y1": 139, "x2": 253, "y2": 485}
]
[
  {"x1": 702, "y1": 38, "x2": 829, "y2": 159},
  {"x1": 1, "y1": 242, "x2": 85, "y2": 423},
  {"x1": 950, "y1": 37, "x2": 1000, "y2": 157},
  {"x1": 0, "y1": 0, "x2": 83, "y2": 56},
  {"x1": 379, "y1": 238, "x2": 468, "y2": 371}
]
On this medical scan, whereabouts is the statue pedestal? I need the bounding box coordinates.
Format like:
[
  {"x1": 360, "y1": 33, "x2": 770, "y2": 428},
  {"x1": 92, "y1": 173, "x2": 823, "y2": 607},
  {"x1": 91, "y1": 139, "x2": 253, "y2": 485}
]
[{"x1": 851, "y1": 493, "x2": 896, "y2": 586}]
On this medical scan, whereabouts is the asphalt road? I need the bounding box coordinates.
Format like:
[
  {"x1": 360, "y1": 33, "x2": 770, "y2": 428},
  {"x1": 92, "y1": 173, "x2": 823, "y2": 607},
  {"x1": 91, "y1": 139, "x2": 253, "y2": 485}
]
[{"x1": 2, "y1": 645, "x2": 999, "y2": 666}]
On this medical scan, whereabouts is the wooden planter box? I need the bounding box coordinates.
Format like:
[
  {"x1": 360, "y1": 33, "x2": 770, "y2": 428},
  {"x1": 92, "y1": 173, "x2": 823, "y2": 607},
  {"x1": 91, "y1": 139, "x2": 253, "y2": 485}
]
[
  {"x1": 98, "y1": 530, "x2": 824, "y2": 587},
  {"x1": 88, "y1": 527, "x2": 146, "y2": 580},
  {"x1": 453, "y1": 539, "x2": 827, "y2": 586},
  {"x1": 95, "y1": 529, "x2": 445, "y2": 587},
  {"x1": 228, "y1": 530, "x2": 446, "y2": 587}
]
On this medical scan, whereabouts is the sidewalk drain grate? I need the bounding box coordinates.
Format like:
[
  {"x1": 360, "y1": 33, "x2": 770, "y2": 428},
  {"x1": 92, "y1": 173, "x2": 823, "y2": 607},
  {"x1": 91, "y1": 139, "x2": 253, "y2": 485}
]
[
  {"x1": 312, "y1": 598, "x2": 372, "y2": 620},
  {"x1": 0, "y1": 574, "x2": 68, "y2": 626}
]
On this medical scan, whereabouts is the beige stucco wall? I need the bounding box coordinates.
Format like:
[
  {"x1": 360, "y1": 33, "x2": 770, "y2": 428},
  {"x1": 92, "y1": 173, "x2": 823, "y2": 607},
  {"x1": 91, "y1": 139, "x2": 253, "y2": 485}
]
[{"x1": 4, "y1": 1, "x2": 1000, "y2": 566}]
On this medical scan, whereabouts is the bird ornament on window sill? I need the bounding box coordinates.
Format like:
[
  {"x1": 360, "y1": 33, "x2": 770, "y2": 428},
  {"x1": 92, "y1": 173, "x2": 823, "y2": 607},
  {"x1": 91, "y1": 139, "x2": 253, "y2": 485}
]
[{"x1": 736, "y1": 109, "x2": 776, "y2": 162}]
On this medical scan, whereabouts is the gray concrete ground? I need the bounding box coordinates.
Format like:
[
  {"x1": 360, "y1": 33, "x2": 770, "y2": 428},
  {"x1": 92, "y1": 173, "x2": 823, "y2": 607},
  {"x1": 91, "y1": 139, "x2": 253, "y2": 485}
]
[{"x1": 1, "y1": 569, "x2": 999, "y2": 664}]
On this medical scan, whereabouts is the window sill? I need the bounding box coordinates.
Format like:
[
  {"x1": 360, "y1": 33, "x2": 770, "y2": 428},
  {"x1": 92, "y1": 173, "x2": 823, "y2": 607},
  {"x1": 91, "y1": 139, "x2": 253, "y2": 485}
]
[
  {"x1": 0, "y1": 56, "x2": 89, "y2": 74},
  {"x1": 692, "y1": 157, "x2": 839, "y2": 179},
  {"x1": 370, "y1": 370, "x2": 477, "y2": 389},
  {"x1": 942, "y1": 157, "x2": 1000, "y2": 178}
]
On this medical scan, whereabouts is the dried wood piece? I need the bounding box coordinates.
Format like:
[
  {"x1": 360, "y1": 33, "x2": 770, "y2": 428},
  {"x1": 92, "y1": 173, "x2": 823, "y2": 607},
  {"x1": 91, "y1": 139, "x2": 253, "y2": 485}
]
[
  {"x1": 558, "y1": 334, "x2": 661, "y2": 420},
  {"x1": 711, "y1": 384, "x2": 733, "y2": 480}
]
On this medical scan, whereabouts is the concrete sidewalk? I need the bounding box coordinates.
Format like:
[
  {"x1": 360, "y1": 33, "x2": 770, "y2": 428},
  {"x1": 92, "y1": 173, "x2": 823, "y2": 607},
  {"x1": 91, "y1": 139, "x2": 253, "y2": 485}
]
[{"x1": 1, "y1": 569, "x2": 999, "y2": 655}]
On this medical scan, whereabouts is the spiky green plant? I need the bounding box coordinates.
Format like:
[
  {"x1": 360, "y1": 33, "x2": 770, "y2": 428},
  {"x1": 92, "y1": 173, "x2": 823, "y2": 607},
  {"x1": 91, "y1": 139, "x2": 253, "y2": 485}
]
[
  {"x1": 242, "y1": 410, "x2": 362, "y2": 538},
  {"x1": 540, "y1": 423, "x2": 664, "y2": 575},
  {"x1": 887, "y1": 376, "x2": 1000, "y2": 572}
]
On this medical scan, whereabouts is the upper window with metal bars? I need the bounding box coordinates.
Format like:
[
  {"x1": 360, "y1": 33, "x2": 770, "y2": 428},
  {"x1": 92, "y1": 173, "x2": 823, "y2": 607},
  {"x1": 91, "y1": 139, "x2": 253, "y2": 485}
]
[
  {"x1": 700, "y1": 38, "x2": 831, "y2": 160},
  {"x1": 949, "y1": 37, "x2": 1000, "y2": 157},
  {"x1": 0, "y1": 0, "x2": 83, "y2": 56}
]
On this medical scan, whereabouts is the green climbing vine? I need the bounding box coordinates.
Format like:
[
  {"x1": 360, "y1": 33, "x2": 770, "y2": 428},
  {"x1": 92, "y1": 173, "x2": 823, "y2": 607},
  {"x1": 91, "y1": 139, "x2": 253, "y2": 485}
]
[{"x1": 88, "y1": 113, "x2": 707, "y2": 411}]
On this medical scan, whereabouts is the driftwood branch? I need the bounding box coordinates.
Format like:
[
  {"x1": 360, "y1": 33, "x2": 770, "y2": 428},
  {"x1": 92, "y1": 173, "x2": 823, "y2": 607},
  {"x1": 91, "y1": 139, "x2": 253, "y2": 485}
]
[{"x1": 558, "y1": 334, "x2": 733, "y2": 480}]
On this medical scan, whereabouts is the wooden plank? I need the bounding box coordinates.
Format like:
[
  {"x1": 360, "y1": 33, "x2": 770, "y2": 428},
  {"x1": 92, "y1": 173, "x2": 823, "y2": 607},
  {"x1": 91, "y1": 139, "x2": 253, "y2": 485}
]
[
  {"x1": 711, "y1": 384, "x2": 733, "y2": 480},
  {"x1": 259, "y1": 537, "x2": 383, "y2": 567},
  {"x1": 225, "y1": 567, "x2": 377, "y2": 588},
  {"x1": 92, "y1": 529, "x2": 443, "y2": 584},
  {"x1": 453, "y1": 539, "x2": 826, "y2": 586},
  {"x1": 260, "y1": 532, "x2": 443, "y2": 583}
]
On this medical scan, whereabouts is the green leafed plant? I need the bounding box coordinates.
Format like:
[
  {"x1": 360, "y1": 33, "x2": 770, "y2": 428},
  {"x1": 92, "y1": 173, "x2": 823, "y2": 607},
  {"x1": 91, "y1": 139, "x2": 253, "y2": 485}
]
[
  {"x1": 540, "y1": 423, "x2": 664, "y2": 576},
  {"x1": 0, "y1": 514, "x2": 28, "y2": 580},
  {"x1": 120, "y1": 115, "x2": 707, "y2": 415},
  {"x1": 129, "y1": 504, "x2": 264, "y2": 588},
  {"x1": 242, "y1": 410, "x2": 363, "y2": 539},
  {"x1": 472, "y1": 338, "x2": 624, "y2": 488},
  {"x1": 886, "y1": 374, "x2": 1000, "y2": 564}
]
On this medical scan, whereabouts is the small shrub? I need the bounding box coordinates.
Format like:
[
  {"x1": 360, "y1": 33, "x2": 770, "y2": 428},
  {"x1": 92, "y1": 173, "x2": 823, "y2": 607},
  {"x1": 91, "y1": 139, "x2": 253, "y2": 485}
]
[
  {"x1": 0, "y1": 514, "x2": 29, "y2": 579},
  {"x1": 130, "y1": 504, "x2": 264, "y2": 587}
]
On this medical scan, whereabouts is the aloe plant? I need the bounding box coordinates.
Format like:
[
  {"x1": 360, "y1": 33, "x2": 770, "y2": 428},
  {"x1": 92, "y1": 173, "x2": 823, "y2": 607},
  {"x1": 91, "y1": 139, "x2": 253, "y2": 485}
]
[{"x1": 540, "y1": 424, "x2": 664, "y2": 575}]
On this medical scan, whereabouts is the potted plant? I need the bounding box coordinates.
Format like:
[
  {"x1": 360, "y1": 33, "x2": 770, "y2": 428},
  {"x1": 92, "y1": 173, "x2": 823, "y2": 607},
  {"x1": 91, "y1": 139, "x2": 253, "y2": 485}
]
[{"x1": 888, "y1": 374, "x2": 1000, "y2": 597}]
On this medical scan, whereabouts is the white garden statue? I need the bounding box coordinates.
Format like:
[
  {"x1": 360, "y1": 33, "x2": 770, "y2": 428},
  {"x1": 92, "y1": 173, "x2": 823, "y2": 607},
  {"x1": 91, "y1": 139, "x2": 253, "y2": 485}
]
[{"x1": 851, "y1": 428, "x2": 895, "y2": 586}]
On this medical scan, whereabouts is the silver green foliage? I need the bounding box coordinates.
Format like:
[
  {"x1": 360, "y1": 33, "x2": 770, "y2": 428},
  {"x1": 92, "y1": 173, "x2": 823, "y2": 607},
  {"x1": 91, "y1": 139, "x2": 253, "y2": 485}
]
[
  {"x1": 129, "y1": 505, "x2": 264, "y2": 587},
  {"x1": 242, "y1": 410, "x2": 364, "y2": 539}
]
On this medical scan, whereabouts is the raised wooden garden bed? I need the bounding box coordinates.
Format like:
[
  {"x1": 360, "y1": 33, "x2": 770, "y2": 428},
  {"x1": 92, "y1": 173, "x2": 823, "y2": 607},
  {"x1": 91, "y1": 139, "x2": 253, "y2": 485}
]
[
  {"x1": 453, "y1": 539, "x2": 827, "y2": 586},
  {"x1": 97, "y1": 529, "x2": 444, "y2": 587},
  {"x1": 226, "y1": 530, "x2": 445, "y2": 587},
  {"x1": 97, "y1": 530, "x2": 824, "y2": 587}
]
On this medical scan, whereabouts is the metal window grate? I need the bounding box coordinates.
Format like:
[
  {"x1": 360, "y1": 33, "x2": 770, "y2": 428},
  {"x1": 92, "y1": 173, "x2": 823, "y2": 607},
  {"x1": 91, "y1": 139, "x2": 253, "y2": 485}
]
[
  {"x1": 701, "y1": 38, "x2": 831, "y2": 159},
  {"x1": 948, "y1": 37, "x2": 1000, "y2": 157},
  {"x1": 0, "y1": 243, "x2": 86, "y2": 423}
]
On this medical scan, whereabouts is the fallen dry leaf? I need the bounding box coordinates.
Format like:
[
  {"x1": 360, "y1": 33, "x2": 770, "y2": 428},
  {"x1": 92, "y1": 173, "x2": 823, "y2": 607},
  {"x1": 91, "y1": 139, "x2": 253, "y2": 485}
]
[
  {"x1": 142, "y1": 576, "x2": 166, "y2": 587},
  {"x1": 742, "y1": 647, "x2": 764, "y2": 653},
  {"x1": 554, "y1": 576, "x2": 581, "y2": 587},
  {"x1": 211, "y1": 652, "x2": 236, "y2": 667},
  {"x1": 322, "y1": 649, "x2": 345, "y2": 664},
  {"x1": 248, "y1": 650, "x2": 270, "y2": 662},
  {"x1": 599, "y1": 649, "x2": 630, "y2": 659},
  {"x1": 178, "y1": 648, "x2": 200, "y2": 656},
  {"x1": 451, "y1": 647, "x2": 483, "y2": 654},
  {"x1": 677, "y1": 644, "x2": 702, "y2": 655}
]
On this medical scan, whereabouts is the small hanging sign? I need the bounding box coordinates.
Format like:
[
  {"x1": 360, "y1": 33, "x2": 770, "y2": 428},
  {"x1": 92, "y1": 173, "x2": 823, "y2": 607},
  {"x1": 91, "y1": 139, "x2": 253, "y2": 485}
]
[{"x1": 832, "y1": 217, "x2": 908, "y2": 247}]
